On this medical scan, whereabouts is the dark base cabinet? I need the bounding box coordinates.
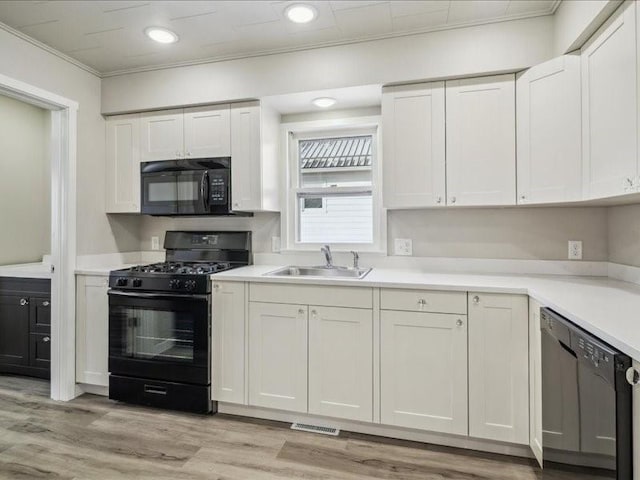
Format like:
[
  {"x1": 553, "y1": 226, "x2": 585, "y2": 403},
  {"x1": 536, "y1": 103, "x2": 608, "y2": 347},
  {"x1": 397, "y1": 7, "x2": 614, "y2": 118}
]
[{"x1": 0, "y1": 277, "x2": 51, "y2": 379}]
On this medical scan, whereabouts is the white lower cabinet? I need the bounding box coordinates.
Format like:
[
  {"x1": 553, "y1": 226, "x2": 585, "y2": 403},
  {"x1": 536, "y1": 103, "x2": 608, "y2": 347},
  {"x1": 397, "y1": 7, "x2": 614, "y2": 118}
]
[
  {"x1": 529, "y1": 299, "x2": 543, "y2": 466},
  {"x1": 380, "y1": 309, "x2": 468, "y2": 435},
  {"x1": 76, "y1": 275, "x2": 109, "y2": 386},
  {"x1": 212, "y1": 281, "x2": 246, "y2": 404},
  {"x1": 248, "y1": 302, "x2": 308, "y2": 412},
  {"x1": 308, "y1": 306, "x2": 373, "y2": 422},
  {"x1": 468, "y1": 293, "x2": 529, "y2": 444}
]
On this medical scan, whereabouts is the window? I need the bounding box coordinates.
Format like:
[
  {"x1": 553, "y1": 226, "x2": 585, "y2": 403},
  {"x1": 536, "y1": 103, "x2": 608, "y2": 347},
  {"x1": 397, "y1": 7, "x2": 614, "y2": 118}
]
[{"x1": 283, "y1": 119, "x2": 385, "y2": 252}]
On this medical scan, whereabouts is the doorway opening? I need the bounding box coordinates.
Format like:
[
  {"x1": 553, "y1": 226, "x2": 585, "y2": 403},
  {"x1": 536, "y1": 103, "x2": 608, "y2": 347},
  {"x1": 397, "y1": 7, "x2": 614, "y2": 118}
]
[{"x1": 0, "y1": 72, "x2": 78, "y2": 401}]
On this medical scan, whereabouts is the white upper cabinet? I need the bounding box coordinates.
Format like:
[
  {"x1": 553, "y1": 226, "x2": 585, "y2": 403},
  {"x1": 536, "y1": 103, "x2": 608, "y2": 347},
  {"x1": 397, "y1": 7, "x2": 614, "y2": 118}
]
[
  {"x1": 140, "y1": 109, "x2": 184, "y2": 162},
  {"x1": 446, "y1": 74, "x2": 516, "y2": 206},
  {"x1": 184, "y1": 105, "x2": 230, "y2": 158},
  {"x1": 382, "y1": 82, "x2": 446, "y2": 208},
  {"x1": 140, "y1": 105, "x2": 231, "y2": 162},
  {"x1": 308, "y1": 306, "x2": 373, "y2": 422},
  {"x1": 105, "y1": 114, "x2": 141, "y2": 213},
  {"x1": 517, "y1": 55, "x2": 582, "y2": 204},
  {"x1": 230, "y1": 102, "x2": 280, "y2": 212},
  {"x1": 468, "y1": 293, "x2": 529, "y2": 445},
  {"x1": 581, "y1": 1, "x2": 638, "y2": 199}
]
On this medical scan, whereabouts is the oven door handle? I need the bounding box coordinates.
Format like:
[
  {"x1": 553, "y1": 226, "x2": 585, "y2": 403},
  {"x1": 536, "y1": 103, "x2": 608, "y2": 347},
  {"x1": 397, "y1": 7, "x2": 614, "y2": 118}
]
[{"x1": 108, "y1": 290, "x2": 208, "y2": 301}]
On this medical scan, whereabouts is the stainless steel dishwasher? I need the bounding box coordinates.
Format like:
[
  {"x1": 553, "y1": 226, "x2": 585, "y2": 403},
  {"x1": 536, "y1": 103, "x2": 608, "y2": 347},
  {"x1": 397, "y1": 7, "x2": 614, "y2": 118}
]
[{"x1": 540, "y1": 308, "x2": 633, "y2": 479}]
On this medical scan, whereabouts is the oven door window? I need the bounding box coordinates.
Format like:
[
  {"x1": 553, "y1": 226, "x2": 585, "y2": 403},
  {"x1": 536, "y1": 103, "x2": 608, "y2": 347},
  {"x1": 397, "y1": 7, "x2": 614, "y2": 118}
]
[{"x1": 116, "y1": 307, "x2": 195, "y2": 362}]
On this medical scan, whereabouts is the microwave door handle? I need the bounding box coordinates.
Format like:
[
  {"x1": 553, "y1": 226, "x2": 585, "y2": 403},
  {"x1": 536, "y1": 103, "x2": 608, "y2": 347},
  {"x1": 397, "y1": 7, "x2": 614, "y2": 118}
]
[{"x1": 201, "y1": 171, "x2": 210, "y2": 211}]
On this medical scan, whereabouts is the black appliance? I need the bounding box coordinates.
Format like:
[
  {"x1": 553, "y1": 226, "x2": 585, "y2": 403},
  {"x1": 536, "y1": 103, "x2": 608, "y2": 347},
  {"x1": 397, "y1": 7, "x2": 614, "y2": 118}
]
[
  {"x1": 140, "y1": 158, "x2": 250, "y2": 216},
  {"x1": 540, "y1": 308, "x2": 633, "y2": 479},
  {"x1": 108, "y1": 231, "x2": 251, "y2": 414}
]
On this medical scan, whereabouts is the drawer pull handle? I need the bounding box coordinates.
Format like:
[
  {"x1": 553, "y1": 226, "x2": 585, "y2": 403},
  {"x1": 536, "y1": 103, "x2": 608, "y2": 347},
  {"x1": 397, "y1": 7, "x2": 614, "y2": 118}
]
[
  {"x1": 43, "y1": 336, "x2": 50, "y2": 343},
  {"x1": 144, "y1": 384, "x2": 167, "y2": 395},
  {"x1": 417, "y1": 299, "x2": 427, "y2": 306}
]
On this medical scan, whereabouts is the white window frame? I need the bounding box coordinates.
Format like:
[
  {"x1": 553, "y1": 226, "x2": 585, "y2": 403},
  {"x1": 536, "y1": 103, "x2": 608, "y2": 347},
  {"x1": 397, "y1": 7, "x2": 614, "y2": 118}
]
[{"x1": 280, "y1": 116, "x2": 386, "y2": 253}]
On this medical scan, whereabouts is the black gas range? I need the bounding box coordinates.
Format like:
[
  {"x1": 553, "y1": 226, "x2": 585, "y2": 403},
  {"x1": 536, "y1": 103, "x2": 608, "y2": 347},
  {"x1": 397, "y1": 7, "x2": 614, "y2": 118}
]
[{"x1": 107, "y1": 231, "x2": 251, "y2": 414}]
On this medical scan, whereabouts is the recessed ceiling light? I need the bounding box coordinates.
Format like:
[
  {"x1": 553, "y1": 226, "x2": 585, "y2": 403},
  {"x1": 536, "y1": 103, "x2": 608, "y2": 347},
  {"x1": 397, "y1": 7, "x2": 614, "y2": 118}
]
[
  {"x1": 285, "y1": 4, "x2": 317, "y2": 24},
  {"x1": 312, "y1": 97, "x2": 337, "y2": 108},
  {"x1": 144, "y1": 27, "x2": 179, "y2": 44}
]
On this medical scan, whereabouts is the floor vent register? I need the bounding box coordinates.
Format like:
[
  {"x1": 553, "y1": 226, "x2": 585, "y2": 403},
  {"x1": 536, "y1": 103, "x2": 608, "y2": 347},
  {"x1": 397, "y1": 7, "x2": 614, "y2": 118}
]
[{"x1": 291, "y1": 422, "x2": 340, "y2": 436}]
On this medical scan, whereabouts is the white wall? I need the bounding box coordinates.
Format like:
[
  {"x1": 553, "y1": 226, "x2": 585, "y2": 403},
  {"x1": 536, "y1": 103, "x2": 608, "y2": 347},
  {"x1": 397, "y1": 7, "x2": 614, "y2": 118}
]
[
  {"x1": 101, "y1": 15, "x2": 553, "y2": 114},
  {"x1": 0, "y1": 27, "x2": 140, "y2": 255},
  {"x1": 553, "y1": 0, "x2": 622, "y2": 54},
  {"x1": 0, "y1": 94, "x2": 49, "y2": 265},
  {"x1": 608, "y1": 204, "x2": 640, "y2": 267},
  {"x1": 138, "y1": 207, "x2": 609, "y2": 262}
]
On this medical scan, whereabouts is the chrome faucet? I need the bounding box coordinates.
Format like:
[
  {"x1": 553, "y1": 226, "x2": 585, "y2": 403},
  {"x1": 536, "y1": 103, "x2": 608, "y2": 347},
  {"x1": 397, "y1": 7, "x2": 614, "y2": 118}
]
[
  {"x1": 321, "y1": 245, "x2": 333, "y2": 268},
  {"x1": 351, "y1": 251, "x2": 360, "y2": 270}
]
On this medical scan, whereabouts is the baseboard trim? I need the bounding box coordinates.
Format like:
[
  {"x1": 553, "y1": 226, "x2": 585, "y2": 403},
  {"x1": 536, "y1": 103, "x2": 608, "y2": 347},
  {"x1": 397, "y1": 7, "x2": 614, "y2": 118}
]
[
  {"x1": 77, "y1": 383, "x2": 108, "y2": 396},
  {"x1": 218, "y1": 402, "x2": 534, "y2": 459}
]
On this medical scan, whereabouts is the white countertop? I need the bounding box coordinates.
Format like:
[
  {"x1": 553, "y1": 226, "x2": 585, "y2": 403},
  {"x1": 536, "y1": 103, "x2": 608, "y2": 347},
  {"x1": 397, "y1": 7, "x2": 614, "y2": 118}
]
[
  {"x1": 212, "y1": 265, "x2": 640, "y2": 361},
  {"x1": 0, "y1": 262, "x2": 52, "y2": 279},
  {"x1": 75, "y1": 264, "x2": 138, "y2": 276}
]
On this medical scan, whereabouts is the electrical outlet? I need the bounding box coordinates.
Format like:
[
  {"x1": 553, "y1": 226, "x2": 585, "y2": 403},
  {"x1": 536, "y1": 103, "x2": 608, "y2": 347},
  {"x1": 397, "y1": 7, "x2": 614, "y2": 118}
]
[
  {"x1": 271, "y1": 236, "x2": 281, "y2": 253},
  {"x1": 151, "y1": 236, "x2": 160, "y2": 251},
  {"x1": 394, "y1": 238, "x2": 413, "y2": 256},
  {"x1": 568, "y1": 240, "x2": 582, "y2": 260}
]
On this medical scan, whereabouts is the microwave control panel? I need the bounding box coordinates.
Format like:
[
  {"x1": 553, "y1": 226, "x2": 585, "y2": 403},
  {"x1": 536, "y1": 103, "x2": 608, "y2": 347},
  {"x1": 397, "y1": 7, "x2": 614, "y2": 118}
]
[{"x1": 209, "y1": 175, "x2": 227, "y2": 205}]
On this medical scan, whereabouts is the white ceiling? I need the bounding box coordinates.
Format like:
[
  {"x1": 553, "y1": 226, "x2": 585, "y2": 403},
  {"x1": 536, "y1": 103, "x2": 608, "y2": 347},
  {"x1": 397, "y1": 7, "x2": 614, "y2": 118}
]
[{"x1": 0, "y1": 0, "x2": 560, "y2": 77}]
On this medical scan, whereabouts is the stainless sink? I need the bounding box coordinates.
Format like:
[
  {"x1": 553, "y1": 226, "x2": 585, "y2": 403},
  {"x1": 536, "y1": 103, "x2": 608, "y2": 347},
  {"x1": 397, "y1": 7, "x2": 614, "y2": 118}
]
[{"x1": 265, "y1": 265, "x2": 372, "y2": 279}]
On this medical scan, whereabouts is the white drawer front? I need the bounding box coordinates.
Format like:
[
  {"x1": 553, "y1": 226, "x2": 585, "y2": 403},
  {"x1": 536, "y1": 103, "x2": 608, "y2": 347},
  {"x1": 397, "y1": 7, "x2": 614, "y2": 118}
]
[
  {"x1": 381, "y1": 289, "x2": 467, "y2": 314},
  {"x1": 249, "y1": 283, "x2": 372, "y2": 309}
]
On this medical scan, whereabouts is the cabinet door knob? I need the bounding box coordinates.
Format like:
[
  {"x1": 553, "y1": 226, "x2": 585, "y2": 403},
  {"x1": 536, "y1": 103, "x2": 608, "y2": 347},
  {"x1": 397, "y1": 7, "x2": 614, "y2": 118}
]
[
  {"x1": 311, "y1": 310, "x2": 317, "y2": 316},
  {"x1": 436, "y1": 197, "x2": 442, "y2": 204},
  {"x1": 450, "y1": 196, "x2": 456, "y2": 204},
  {"x1": 626, "y1": 367, "x2": 639, "y2": 386},
  {"x1": 20, "y1": 298, "x2": 28, "y2": 306},
  {"x1": 42, "y1": 301, "x2": 50, "y2": 307},
  {"x1": 456, "y1": 319, "x2": 464, "y2": 327},
  {"x1": 176, "y1": 151, "x2": 183, "y2": 157},
  {"x1": 43, "y1": 336, "x2": 50, "y2": 343},
  {"x1": 520, "y1": 195, "x2": 526, "y2": 201},
  {"x1": 298, "y1": 308, "x2": 305, "y2": 315},
  {"x1": 472, "y1": 295, "x2": 480, "y2": 304}
]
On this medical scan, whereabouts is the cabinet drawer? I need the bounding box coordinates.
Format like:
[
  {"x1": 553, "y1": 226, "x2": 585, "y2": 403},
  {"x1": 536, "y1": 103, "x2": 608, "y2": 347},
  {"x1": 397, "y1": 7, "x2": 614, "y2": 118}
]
[
  {"x1": 381, "y1": 289, "x2": 467, "y2": 314},
  {"x1": 249, "y1": 283, "x2": 372, "y2": 309}
]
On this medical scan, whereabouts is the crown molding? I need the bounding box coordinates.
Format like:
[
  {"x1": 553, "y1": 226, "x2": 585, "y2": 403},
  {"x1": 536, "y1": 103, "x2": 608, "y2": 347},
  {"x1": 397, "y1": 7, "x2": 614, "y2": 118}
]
[{"x1": 0, "y1": 20, "x2": 100, "y2": 78}]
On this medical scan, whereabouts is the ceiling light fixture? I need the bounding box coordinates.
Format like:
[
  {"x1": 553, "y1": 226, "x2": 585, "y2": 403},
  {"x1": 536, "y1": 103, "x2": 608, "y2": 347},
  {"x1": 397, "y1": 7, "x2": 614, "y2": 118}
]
[
  {"x1": 285, "y1": 4, "x2": 317, "y2": 24},
  {"x1": 312, "y1": 97, "x2": 337, "y2": 108},
  {"x1": 144, "y1": 27, "x2": 179, "y2": 44}
]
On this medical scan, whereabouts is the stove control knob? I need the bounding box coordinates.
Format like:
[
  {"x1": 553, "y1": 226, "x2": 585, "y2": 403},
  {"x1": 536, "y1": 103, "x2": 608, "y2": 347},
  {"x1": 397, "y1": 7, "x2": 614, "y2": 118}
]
[
  {"x1": 132, "y1": 278, "x2": 142, "y2": 288},
  {"x1": 116, "y1": 277, "x2": 128, "y2": 287},
  {"x1": 169, "y1": 279, "x2": 182, "y2": 290},
  {"x1": 184, "y1": 280, "x2": 197, "y2": 291}
]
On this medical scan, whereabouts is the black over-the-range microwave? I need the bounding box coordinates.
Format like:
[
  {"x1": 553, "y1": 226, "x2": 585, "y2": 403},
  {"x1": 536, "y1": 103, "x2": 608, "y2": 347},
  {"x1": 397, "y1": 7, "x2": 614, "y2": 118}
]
[{"x1": 140, "y1": 158, "x2": 250, "y2": 216}]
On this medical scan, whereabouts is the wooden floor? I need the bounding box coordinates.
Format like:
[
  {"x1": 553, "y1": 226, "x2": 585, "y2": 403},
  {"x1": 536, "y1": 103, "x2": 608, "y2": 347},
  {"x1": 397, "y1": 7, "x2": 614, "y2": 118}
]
[{"x1": 0, "y1": 376, "x2": 546, "y2": 480}]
